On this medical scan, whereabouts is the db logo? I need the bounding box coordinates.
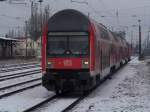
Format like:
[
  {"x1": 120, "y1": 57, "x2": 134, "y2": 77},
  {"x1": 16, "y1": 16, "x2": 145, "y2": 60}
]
[{"x1": 63, "y1": 60, "x2": 72, "y2": 66}]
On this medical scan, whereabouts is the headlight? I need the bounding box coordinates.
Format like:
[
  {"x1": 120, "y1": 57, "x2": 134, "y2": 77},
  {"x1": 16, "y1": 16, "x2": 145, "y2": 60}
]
[
  {"x1": 47, "y1": 61, "x2": 53, "y2": 68},
  {"x1": 47, "y1": 61, "x2": 52, "y2": 65},
  {"x1": 83, "y1": 61, "x2": 89, "y2": 65}
]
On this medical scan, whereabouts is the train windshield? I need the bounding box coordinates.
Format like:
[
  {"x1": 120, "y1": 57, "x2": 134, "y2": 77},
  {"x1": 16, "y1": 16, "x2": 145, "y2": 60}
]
[{"x1": 47, "y1": 32, "x2": 89, "y2": 57}]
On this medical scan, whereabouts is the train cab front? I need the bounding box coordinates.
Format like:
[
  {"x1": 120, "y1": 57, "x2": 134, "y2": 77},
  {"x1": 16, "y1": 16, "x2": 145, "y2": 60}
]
[{"x1": 42, "y1": 31, "x2": 91, "y2": 93}]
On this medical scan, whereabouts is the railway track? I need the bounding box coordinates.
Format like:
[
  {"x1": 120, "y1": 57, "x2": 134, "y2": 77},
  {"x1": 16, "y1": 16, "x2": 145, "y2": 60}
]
[
  {"x1": 0, "y1": 69, "x2": 41, "y2": 81},
  {"x1": 0, "y1": 62, "x2": 39, "y2": 69},
  {"x1": 0, "y1": 78, "x2": 41, "y2": 99},
  {"x1": 22, "y1": 78, "x2": 107, "y2": 112},
  {"x1": 61, "y1": 81, "x2": 106, "y2": 112},
  {"x1": 21, "y1": 62, "x2": 124, "y2": 112},
  {"x1": 23, "y1": 95, "x2": 58, "y2": 112},
  {"x1": 61, "y1": 96, "x2": 85, "y2": 112},
  {"x1": 0, "y1": 61, "x2": 130, "y2": 112},
  {"x1": 0, "y1": 64, "x2": 40, "y2": 73},
  {"x1": 0, "y1": 67, "x2": 42, "y2": 99},
  {"x1": 0, "y1": 78, "x2": 41, "y2": 91},
  {"x1": 22, "y1": 91, "x2": 94, "y2": 112}
]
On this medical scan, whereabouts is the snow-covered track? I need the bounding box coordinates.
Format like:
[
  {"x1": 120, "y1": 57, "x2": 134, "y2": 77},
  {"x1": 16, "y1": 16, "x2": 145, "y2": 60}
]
[
  {"x1": 0, "y1": 78, "x2": 41, "y2": 91},
  {"x1": 61, "y1": 62, "x2": 130, "y2": 112},
  {"x1": 61, "y1": 96, "x2": 84, "y2": 112},
  {"x1": 21, "y1": 68, "x2": 119, "y2": 112},
  {"x1": 0, "y1": 81, "x2": 41, "y2": 99},
  {"x1": 0, "y1": 64, "x2": 40, "y2": 73},
  {"x1": 0, "y1": 62, "x2": 39, "y2": 69},
  {"x1": 22, "y1": 80, "x2": 106, "y2": 112},
  {"x1": 0, "y1": 69, "x2": 41, "y2": 81},
  {"x1": 22, "y1": 87, "x2": 99, "y2": 112},
  {"x1": 15, "y1": 61, "x2": 131, "y2": 112},
  {"x1": 23, "y1": 95, "x2": 58, "y2": 112},
  {"x1": 61, "y1": 77, "x2": 109, "y2": 112}
]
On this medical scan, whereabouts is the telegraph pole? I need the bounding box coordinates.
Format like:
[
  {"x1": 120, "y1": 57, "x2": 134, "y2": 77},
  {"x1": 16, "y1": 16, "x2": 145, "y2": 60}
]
[
  {"x1": 147, "y1": 27, "x2": 150, "y2": 48},
  {"x1": 25, "y1": 21, "x2": 28, "y2": 57},
  {"x1": 138, "y1": 19, "x2": 142, "y2": 60},
  {"x1": 88, "y1": 12, "x2": 90, "y2": 17},
  {"x1": 39, "y1": 0, "x2": 43, "y2": 35},
  {"x1": 30, "y1": 1, "x2": 33, "y2": 40},
  {"x1": 38, "y1": 0, "x2": 43, "y2": 58},
  {"x1": 131, "y1": 30, "x2": 133, "y2": 49}
]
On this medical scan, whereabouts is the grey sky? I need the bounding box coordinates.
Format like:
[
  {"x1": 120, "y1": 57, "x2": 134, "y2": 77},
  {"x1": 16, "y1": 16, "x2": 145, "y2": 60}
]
[{"x1": 0, "y1": 0, "x2": 150, "y2": 43}]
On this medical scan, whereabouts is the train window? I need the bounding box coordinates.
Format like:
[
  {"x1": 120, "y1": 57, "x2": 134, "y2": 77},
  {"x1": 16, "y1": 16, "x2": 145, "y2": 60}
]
[
  {"x1": 69, "y1": 36, "x2": 89, "y2": 55},
  {"x1": 97, "y1": 25, "x2": 110, "y2": 40},
  {"x1": 48, "y1": 32, "x2": 88, "y2": 36},
  {"x1": 113, "y1": 35, "x2": 119, "y2": 42},
  {"x1": 111, "y1": 32, "x2": 119, "y2": 42},
  {"x1": 101, "y1": 29, "x2": 110, "y2": 40},
  {"x1": 47, "y1": 33, "x2": 89, "y2": 57},
  {"x1": 101, "y1": 50, "x2": 110, "y2": 69},
  {"x1": 110, "y1": 44, "x2": 114, "y2": 53},
  {"x1": 47, "y1": 37, "x2": 67, "y2": 55}
]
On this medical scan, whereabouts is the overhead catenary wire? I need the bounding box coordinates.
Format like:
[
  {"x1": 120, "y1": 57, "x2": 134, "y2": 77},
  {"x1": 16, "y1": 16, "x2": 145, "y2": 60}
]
[
  {"x1": 85, "y1": 0, "x2": 114, "y2": 25},
  {"x1": 96, "y1": 0, "x2": 121, "y2": 29},
  {"x1": 84, "y1": 0, "x2": 119, "y2": 30},
  {"x1": 0, "y1": 14, "x2": 26, "y2": 21},
  {"x1": 89, "y1": 0, "x2": 150, "y2": 27}
]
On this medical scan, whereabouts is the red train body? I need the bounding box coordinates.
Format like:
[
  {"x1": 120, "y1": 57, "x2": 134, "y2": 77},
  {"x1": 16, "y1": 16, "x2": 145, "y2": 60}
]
[{"x1": 41, "y1": 9, "x2": 131, "y2": 94}]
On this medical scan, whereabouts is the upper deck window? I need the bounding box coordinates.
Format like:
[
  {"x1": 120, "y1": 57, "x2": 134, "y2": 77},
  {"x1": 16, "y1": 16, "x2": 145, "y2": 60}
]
[{"x1": 47, "y1": 32, "x2": 89, "y2": 57}]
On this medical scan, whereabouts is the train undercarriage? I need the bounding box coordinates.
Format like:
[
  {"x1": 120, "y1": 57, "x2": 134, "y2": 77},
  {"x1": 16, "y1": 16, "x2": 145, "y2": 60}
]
[{"x1": 42, "y1": 69, "x2": 99, "y2": 94}]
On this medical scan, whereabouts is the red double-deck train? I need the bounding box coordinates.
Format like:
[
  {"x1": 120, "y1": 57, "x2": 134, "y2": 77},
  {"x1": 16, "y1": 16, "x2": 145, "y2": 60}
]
[{"x1": 41, "y1": 9, "x2": 131, "y2": 94}]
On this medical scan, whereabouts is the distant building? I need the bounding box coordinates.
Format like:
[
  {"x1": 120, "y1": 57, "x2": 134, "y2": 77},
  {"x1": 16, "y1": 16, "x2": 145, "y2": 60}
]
[
  {"x1": 0, "y1": 36, "x2": 18, "y2": 59},
  {"x1": 13, "y1": 37, "x2": 41, "y2": 58},
  {"x1": 143, "y1": 40, "x2": 150, "y2": 57}
]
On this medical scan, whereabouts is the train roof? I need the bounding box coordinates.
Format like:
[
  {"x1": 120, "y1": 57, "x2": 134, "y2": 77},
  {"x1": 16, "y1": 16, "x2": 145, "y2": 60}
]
[
  {"x1": 47, "y1": 9, "x2": 129, "y2": 46},
  {"x1": 48, "y1": 9, "x2": 90, "y2": 32},
  {"x1": 109, "y1": 31, "x2": 129, "y2": 46}
]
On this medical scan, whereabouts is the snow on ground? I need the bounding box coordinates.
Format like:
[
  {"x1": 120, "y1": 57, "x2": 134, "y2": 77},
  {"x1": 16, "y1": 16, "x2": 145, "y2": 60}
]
[
  {"x1": 36, "y1": 98, "x2": 78, "y2": 112},
  {"x1": 71, "y1": 57, "x2": 150, "y2": 112},
  {"x1": 0, "y1": 57, "x2": 150, "y2": 112},
  {"x1": 0, "y1": 63, "x2": 40, "y2": 71},
  {"x1": 0, "y1": 73, "x2": 41, "y2": 89},
  {"x1": 0, "y1": 80, "x2": 41, "y2": 97},
  {"x1": 0, "y1": 67, "x2": 41, "y2": 76},
  {"x1": 0, "y1": 86, "x2": 54, "y2": 112},
  {"x1": 0, "y1": 59, "x2": 39, "y2": 65}
]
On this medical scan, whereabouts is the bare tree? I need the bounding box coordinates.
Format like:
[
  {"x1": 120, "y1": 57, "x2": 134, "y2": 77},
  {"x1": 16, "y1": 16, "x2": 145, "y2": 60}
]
[
  {"x1": 25, "y1": 4, "x2": 51, "y2": 41},
  {"x1": 6, "y1": 29, "x2": 15, "y2": 38}
]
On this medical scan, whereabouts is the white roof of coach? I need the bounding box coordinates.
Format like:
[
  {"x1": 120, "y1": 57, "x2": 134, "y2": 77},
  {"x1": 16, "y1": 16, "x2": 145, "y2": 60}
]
[{"x1": 0, "y1": 36, "x2": 18, "y2": 41}]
